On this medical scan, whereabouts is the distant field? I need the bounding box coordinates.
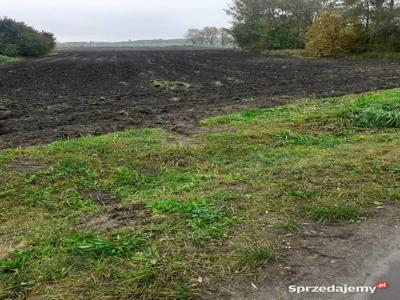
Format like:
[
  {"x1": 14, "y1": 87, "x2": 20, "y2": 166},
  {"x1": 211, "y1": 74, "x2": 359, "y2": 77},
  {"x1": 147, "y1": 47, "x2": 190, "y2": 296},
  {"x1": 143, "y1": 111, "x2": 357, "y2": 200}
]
[
  {"x1": 1, "y1": 49, "x2": 400, "y2": 149},
  {"x1": 56, "y1": 38, "x2": 188, "y2": 49},
  {"x1": 0, "y1": 89, "x2": 399, "y2": 298}
]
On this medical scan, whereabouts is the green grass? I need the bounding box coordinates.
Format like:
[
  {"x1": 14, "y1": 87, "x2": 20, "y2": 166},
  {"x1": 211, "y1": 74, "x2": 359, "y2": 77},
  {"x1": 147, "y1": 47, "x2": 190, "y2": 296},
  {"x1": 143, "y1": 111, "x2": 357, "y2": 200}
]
[
  {"x1": 1, "y1": 89, "x2": 400, "y2": 298},
  {"x1": 0, "y1": 55, "x2": 19, "y2": 64},
  {"x1": 307, "y1": 205, "x2": 360, "y2": 223}
]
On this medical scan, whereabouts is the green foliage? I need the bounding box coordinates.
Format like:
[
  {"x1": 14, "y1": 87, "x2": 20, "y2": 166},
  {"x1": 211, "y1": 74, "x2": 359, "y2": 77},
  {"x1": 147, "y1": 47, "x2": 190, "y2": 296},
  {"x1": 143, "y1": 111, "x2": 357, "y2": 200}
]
[
  {"x1": 307, "y1": 205, "x2": 360, "y2": 223},
  {"x1": 228, "y1": 0, "x2": 321, "y2": 50},
  {"x1": 51, "y1": 157, "x2": 98, "y2": 189},
  {"x1": 64, "y1": 234, "x2": 146, "y2": 257},
  {"x1": 185, "y1": 27, "x2": 233, "y2": 47},
  {"x1": 352, "y1": 104, "x2": 400, "y2": 128},
  {"x1": 344, "y1": 0, "x2": 400, "y2": 52},
  {"x1": 236, "y1": 248, "x2": 272, "y2": 270},
  {"x1": 232, "y1": 20, "x2": 303, "y2": 51},
  {"x1": 227, "y1": 0, "x2": 400, "y2": 55},
  {"x1": 0, "y1": 55, "x2": 18, "y2": 64},
  {"x1": 277, "y1": 217, "x2": 299, "y2": 231},
  {"x1": 147, "y1": 198, "x2": 224, "y2": 229},
  {"x1": 271, "y1": 130, "x2": 349, "y2": 148},
  {"x1": 265, "y1": 22, "x2": 304, "y2": 49},
  {"x1": 0, "y1": 17, "x2": 55, "y2": 57},
  {"x1": 113, "y1": 167, "x2": 156, "y2": 188}
]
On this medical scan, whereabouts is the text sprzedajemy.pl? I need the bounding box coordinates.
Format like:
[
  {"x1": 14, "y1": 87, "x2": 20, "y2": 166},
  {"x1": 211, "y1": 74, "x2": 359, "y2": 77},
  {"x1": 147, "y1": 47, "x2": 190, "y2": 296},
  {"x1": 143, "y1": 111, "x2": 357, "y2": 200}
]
[{"x1": 288, "y1": 285, "x2": 378, "y2": 294}]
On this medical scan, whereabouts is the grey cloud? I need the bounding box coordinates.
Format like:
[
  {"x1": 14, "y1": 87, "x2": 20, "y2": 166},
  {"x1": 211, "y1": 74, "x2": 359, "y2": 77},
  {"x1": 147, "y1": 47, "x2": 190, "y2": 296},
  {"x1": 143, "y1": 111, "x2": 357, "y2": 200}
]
[{"x1": 2, "y1": 0, "x2": 232, "y2": 41}]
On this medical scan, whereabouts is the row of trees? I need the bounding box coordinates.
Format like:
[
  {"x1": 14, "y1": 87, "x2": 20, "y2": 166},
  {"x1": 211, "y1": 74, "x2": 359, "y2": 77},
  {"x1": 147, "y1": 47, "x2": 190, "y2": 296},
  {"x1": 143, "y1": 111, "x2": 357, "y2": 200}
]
[
  {"x1": 0, "y1": 17, "x2": 56, "y2": 57},
  {"x1": 227, "y1": 0, "x2": 400, "y2": 56},
  {"x1": 185, "y1": 27, "x2": 234, "y2": 47}
]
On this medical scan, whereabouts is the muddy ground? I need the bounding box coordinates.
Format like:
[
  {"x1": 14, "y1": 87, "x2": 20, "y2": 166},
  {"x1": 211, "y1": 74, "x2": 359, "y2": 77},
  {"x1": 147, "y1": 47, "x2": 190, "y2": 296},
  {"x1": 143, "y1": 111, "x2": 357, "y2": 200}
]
[
  {"x1": 1, "y1": 48, "x2": 400, "y2": 149},
  {"x1": 227, "y1": 205, "x2": 400, "y2": 300}
]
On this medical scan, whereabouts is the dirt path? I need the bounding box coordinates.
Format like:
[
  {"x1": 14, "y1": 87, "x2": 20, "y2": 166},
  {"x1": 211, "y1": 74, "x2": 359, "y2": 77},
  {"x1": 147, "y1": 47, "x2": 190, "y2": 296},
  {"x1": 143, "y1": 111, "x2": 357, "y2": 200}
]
[
  {"x1": 227, "y1": 205, "x2": 400, "y2": 300},
  {"x1": 1, "y1": 49, "x2": 400, "y2": 149}
]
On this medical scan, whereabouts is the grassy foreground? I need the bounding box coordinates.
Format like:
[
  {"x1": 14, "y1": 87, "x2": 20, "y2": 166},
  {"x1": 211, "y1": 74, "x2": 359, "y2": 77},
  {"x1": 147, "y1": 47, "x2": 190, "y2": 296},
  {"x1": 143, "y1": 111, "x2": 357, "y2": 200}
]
[{"x1": 1, "y1": 89, "x2": 400, "y2": 299}]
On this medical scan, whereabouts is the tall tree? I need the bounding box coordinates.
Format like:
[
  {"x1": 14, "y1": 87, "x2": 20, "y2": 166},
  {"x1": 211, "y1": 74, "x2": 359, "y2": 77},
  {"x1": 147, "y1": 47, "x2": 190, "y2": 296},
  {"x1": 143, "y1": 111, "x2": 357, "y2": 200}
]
[{"x1": 227, "y1": 0, "x2": 325, "y2": 50}]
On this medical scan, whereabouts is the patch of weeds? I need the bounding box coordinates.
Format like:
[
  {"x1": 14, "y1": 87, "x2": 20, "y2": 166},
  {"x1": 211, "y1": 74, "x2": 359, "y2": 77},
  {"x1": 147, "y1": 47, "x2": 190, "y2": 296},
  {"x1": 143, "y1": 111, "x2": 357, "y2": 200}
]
[
  {"x1": 113, "y1": 167, "x2": 156, "y2": 189},
  {"x1": 148, "y1": 198, "x2": 223, "y2": 228},
  {"x1": 111, "y1": 167, "x2": 160, "y2": 200},
  {"x1": 388, "y1": 164, "x2": 400, "y2": 174},
  {"x1": 285, "y1": 189, "x2": 315, "y2": 199},
  {"x1": 323, "y1": 91, "x2": 400, "y2": 130},
  {"x1": 271, "y1": 130, "x2": 349, "y2": 148},
  {"x1": 0, "y1": 55, "x2": 19, "y2": 64},
  {"x1": 51, "y1": 157, "x2": 98, "y2": 189},
  {"x1": 142, "y1": 147, "x2": 194, "y2": 168},
  {"x1": 26, "y1": 169, "x2": 50, "y2": 184},
  {"x1": 1, "y1": 251, "x2": 29, "y2": 274},
  {"x1": 158, "y1": 172, "x2": 205, "y2": 194},
  {"x1": 307, "y1": 205, "x2": 360, "y2": 223},
  {"x1": 203, "y1": 108, "x2": 269, "y2": 126},
  {"x1": 25, "y1": 186, "x2": 96, "y2": 212},
  {"x1": 277, "y1": 217, "x2": 299, "y2": 232},
  {"x1": 0, "y1": 242, "x2": 70, "y2": 287},
  {"x1": 174, "y1": 283, "x2": 191, "y2": 300},
  {"x1": 189, "y1": 205, "x2": 224, "y2": 229},
  {"x1": 63, "y1": 233, "x2": 146, "y2": 257},
  {"x1": 236, "y1": 247, "x2": 272, "y2": 270},
  {"x1": 147, "y1": 198, "x2": 239, "y2": 240},
  {"x1": 0, "y1": 186, "x2": 15, "y2": 199},
  {"x1": 352, "y1": 104, "x2": 400, "y2": 128},
  {"x1": 29, "y1": 187, "x2": 53, "y2": 206},
  {"x1": 247, "y1": 148, "x2": 287, "y2": 166},
  {"x1": 213, "y1": 191, "x2": 241, "y2": 202},
  {"x1": 0, "y1": 232, "x2": 148, "y2": 296},
  {"x1": 239, "y1": 109, "x2": 267, "y2": 120}
]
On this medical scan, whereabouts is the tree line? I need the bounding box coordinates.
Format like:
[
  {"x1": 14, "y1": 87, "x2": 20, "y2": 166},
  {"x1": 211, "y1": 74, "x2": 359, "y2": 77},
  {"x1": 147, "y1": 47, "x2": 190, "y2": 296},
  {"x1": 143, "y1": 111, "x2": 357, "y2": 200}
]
[
  {"x1": 185, "y1": 27, "x2": 234, "y2": 47},
  {"x1": 0, "y1": 17, "x2": 56, "y2": 57},
  {"x1": 226, "y1": 0, "x2": 400, "y2": 56}
]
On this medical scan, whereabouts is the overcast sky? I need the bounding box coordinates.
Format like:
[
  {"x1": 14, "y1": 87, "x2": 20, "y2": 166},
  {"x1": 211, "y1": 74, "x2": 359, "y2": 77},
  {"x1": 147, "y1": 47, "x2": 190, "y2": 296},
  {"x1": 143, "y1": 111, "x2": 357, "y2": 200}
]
[{"x1": 2, "y1": 0, "x2": 232, "y2": 42}]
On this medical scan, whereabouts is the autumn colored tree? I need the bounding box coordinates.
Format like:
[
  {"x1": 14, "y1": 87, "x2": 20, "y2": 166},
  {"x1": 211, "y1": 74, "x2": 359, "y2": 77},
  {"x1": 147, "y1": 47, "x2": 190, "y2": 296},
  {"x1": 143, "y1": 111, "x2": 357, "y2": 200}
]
[{"x1": 306, "y1": 12, "x2": 364, "y2": 57}]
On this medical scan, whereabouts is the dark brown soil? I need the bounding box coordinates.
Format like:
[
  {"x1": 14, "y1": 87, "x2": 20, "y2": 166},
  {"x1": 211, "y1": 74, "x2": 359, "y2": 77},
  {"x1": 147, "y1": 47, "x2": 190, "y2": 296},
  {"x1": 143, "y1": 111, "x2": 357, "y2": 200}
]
[{"x1": 1, "y1": 48, "x2": 400, "y2": 149}]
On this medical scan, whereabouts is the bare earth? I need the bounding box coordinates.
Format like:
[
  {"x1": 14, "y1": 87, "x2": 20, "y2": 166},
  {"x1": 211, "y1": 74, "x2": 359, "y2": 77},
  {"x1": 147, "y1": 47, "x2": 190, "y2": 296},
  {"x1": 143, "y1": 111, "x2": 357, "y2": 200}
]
[{"x1": 1, "y1": 49, "x2": 400, "y2": 149}]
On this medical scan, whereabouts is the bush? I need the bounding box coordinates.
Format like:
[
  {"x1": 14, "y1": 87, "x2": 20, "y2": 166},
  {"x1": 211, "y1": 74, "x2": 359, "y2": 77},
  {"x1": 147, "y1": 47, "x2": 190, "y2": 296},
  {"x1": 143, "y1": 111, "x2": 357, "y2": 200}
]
[
  {"x1": 0, "y1": 43, "x2": 18, "y2": 57},
  {"x1": 0, "y1": 17, "x2": 55, "y2": 57},
  {"x1": 370, "y1": 23, "x2": 400, "y2": 52},
  {"x1": 306, "y1": 12, "x2": 364, "y2": 57},
  {"x1": 265, "y1": 22, "x2": 304, "y2": 50},
  {"x1": 231, "y1": 22, "x2": 265, "y2": 50},
  {"x1": 232, "y1": 21, "x2": 304, "y2": 51}
]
